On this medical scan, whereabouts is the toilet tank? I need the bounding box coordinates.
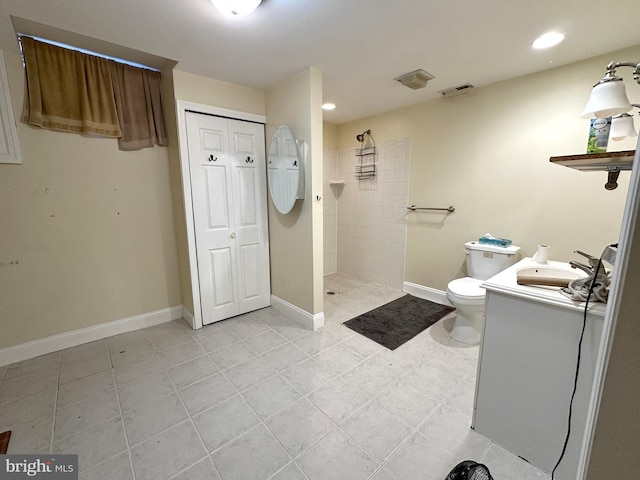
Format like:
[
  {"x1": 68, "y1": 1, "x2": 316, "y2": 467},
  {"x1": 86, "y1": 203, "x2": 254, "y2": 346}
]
[{"x1": 465, "y1": 241, "x2": 520, "y2": 280}]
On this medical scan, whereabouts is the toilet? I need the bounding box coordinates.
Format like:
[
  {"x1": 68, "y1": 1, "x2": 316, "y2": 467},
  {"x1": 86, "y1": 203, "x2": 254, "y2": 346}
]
[{"x1": 446, "y1": 241, "x2": 520, "y2": 344}]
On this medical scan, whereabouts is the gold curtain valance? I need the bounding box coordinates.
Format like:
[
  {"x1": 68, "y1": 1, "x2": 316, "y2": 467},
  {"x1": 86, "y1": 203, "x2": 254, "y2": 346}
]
[
  {"x1": 109, "y1": 61, "x2": 167, "y2": 151},
  {"x1": 21, "y1": 36, "x2": 122, "y2": 138},
  {"x1": 21, "y1": 36, "x2": 168, "y2": 151}
]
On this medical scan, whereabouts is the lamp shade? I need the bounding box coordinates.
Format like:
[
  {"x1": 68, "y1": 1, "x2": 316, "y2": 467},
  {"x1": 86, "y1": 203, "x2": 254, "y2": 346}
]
[
  {"x1": 610, "y1": 113, "x2": 638, "y2": 141},
  {"x1": 211, "y1": 0, "x2": 262, "y2": 17},
  {"x1": 581, "y1": 78, "x2": 632, "y2": 119}
]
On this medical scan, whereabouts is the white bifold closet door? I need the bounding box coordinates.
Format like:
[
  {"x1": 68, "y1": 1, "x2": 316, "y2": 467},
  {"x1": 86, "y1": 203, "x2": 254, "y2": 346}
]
[{"x1": 185, "y1": 111, "x2": 270, "y2": 325}]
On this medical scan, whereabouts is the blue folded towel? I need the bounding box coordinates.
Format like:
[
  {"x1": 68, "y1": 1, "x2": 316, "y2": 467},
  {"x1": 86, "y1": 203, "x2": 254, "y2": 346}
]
[{"x1": 478, "y1": 235, "x2": 512, "y2": 248}]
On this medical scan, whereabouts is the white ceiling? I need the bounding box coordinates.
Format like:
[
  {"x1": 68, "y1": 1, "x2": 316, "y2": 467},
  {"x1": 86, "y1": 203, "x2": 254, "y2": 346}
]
[{"x1": 2, "y1": 0, "x2": 640, "y2": 124}]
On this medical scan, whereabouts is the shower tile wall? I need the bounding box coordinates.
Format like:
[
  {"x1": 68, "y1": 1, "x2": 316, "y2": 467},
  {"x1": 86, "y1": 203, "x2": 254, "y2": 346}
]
[
  {"x1": 336, "y1": 140, "x2": 410, "y2": 290},
  {"x1": 323, "y1": 149, "x2": 339, "y2": 274}
]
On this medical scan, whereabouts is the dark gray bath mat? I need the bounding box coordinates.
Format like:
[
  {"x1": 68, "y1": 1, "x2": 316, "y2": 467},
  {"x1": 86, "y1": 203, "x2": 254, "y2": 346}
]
[{"x1": 344, "y1": 294, "x2": 455, "y2": 350}]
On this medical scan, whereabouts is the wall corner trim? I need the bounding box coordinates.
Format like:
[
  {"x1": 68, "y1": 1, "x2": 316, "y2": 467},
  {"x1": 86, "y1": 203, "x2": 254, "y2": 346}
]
[
  {"x1": 0, "y1": 51, "x2": 22, "y2": 164},
  {"x1": 403, "y1": 281, "x2": 452, "y2": 307},
  {"x1": 182, "y1": 305, "x2": 195, "y2": 329},
  {"x1": 0, "y1": 306, "x2": 184, "y2": 367},
  {"x1": 270, "y1": 295, "x2": 324, "y2": 331}
]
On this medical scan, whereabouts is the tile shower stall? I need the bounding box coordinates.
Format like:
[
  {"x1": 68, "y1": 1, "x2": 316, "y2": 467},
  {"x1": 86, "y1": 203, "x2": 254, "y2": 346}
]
[{"x1": 324, "y1": 140, "x2": 411, "y2": 290}]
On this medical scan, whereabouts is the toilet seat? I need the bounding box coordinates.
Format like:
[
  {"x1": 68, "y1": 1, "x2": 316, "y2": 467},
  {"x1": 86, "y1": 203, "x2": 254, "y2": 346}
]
[{"x1": 447, "y1": 277, "x2": 485, "y2": 300}]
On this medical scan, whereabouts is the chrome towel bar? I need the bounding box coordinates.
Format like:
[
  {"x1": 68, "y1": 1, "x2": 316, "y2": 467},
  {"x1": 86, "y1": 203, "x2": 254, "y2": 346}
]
[{"x1": 407, "y1": 205, "x2": 455, "y2": 213}]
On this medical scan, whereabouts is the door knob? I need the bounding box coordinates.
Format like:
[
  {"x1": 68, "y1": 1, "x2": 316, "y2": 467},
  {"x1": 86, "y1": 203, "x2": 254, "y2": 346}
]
[{"x1": 230, "y1": 232, "x2": 237, "y2": 239}]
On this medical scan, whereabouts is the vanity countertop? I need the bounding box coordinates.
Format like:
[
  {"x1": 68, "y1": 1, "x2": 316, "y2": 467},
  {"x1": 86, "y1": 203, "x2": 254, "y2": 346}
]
[{"x1": 482, "y1": 257, "x2": 607, "y2": 316}]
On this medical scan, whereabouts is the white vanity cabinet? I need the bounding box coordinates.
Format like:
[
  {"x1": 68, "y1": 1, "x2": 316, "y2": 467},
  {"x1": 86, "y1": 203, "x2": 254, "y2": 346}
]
[{"x1": 472, "y1": 259, "x2": 606, "y2": 480}]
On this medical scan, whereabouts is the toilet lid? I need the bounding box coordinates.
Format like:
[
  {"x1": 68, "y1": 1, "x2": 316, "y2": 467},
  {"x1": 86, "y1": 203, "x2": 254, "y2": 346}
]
[{"x1": 448, "y1": 277, "x2": 485, "y2": 299}]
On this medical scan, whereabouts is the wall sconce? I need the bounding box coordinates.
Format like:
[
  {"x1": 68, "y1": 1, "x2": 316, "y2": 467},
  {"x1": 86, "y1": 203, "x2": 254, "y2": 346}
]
[
  {"x1": 211, "y1": 0, "x2": 262, "y2": 17},
  {"x1": 609, "y1": 104, "x2": 640, "y2": 141},
  {"x1": 581, "y1": 61, "x2": 640, "y2": 119},
  {"x1": 581, "y1": 62, "x2": 640, "y2": 191}
]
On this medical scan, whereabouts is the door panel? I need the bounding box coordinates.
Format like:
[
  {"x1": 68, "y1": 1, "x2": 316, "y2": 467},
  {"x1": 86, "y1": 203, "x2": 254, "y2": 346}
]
[
  {"x1": 186, "y1": 112, "x2": 270, "y2": 325},
  {"x1": 233, "y1": 132, "x2": 255, "y2": 155},
  {"x1": 204, "y1": 165, "x2": 230, "y2": 229},
  {"x1": 239, "y1": 243, "x2": 260, "y2": 299},
  {"x1": 228, "y1": 119, "x2": 271, "y2": 315},
  {"x1": 235, "y1": 166, "x2": 258, "y2": 227},
  {"x1": 209, "y1": 248, "x2": 235, "y2": 310},
  {"x1": 201, "y1": 128, "x2": 225, "y2": 152}
]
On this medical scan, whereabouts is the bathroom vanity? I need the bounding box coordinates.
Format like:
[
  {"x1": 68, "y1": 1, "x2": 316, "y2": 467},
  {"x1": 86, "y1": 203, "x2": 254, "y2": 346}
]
[{"x1": 472, "y1": 258, "x2": 606, "y2": 480}]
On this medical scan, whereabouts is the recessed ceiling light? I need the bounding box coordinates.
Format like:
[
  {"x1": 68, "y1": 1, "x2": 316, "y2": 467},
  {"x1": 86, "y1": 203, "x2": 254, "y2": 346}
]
[
  {"x1": 532, "y1": 31, "x2": 565, "y2": 49},
  {"x1": 322, "y1": 103, "x2": 336, "y2": 111}
]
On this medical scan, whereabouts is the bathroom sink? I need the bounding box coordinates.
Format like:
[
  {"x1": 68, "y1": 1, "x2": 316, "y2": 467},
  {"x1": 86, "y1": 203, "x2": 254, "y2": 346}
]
[
  {"x1": 516, "y1": 266, "x2": 586, "y2": 280},
  {"x1": 516, "y1": 266, "x2": 586, "y2": 287},
  {"x1": 483, "y1": 258, "x2": 608, "y2": 312}
]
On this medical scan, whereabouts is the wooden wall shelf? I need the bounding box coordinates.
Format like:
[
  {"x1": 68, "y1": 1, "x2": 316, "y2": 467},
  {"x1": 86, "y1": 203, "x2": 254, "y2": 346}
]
[{"x1": 550, "y1": 150, "x2": 635, "y2": 171}]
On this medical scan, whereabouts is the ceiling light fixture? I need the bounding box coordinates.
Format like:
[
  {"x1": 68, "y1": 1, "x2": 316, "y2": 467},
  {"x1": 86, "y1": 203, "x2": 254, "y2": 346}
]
[
  {"x1": 532, "y1": 31, "x2": 565, "y2": 49},
  {"x1": 322, "y1": 103, "x2": 336, "y2": 111},
  {"x1": 211, "y1": 0, "x2": 262, "y2": 17},
  {"x1": 581, "y1": 61, "x2": 640, "y2": 119}
]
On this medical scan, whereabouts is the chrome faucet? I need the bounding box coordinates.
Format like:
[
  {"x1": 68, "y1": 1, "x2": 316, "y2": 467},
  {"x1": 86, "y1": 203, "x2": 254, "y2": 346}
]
[
  {"x1": 569, "y1": 261, "x2": 595, "y2": 275},
  {"x1": 570, "y1": 250, "x2": 608, "y2": 280},
  {"x1": 575, "y1": 250, "x2": 600, "y2": 268}
]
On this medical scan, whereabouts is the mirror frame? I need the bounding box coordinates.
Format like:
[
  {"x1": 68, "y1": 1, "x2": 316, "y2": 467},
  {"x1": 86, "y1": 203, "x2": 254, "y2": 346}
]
[{"x1": 267, "y1": 125, "x2": 304, "y2": 214}]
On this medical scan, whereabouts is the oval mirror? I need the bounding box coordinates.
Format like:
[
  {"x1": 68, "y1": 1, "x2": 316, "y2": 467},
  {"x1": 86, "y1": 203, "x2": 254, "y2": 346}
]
[{"x1": 268, "y1": 125, "x2": 303, "y2": 214}]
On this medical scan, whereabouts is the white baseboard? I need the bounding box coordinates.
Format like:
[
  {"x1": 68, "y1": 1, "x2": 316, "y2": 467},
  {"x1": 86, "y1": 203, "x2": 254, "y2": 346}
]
[
  {"x1": 270, "y1": 295, "x2": 324, "y2": 331},
  {"x1": 0, "y1": 305, "x2": 183, "y2": 367},
  {"x1": 403, "y1": 281, "x2": 453, "y2": 307}
]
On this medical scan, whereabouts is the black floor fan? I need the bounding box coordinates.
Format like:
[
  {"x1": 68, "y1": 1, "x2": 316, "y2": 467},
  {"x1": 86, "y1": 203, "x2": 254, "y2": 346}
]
[{"x1": 445, "y1": 461, "x2": 494, "y2": 480}]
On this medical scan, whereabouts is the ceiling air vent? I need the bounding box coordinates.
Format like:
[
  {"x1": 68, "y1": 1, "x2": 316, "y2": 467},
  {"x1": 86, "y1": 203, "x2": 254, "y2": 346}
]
[
  {"x1": 394, "y1": 69, "x2": 435, "y2": 90},
  {"x1": 438, "y1": 83, "x2": 475, "y2": 98}
]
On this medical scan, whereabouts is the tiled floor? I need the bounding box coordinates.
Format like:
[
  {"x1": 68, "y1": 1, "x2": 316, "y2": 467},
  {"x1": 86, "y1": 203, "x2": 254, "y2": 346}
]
[{"x1": 0, "y1": 273, "x2": 549, "y2": 480}]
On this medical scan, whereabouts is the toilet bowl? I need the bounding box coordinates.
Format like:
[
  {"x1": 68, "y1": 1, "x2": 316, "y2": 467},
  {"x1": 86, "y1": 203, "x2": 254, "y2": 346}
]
[
  {"x1": 446, "y1": 241, "x2": 520, "y2": 345},
  {"x1": 446, "y1": 277, "x2": 486, "y2": 344}
]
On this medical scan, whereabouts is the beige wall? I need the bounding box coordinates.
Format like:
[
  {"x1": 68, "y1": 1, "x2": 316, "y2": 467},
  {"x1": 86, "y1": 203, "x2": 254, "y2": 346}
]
[
  {"x1": 172, "y1": 70, "x2": 265, "y2": 117},
  {"x1": 266, "y1": 67, "x2": 324, "y2": 315},
  {"x1": 337, "y1": 45, "x2": 640, "y2": 291},
  {"x1": 169, "y1": 70, "x2": 266, "y2": 317},
  {"x1": 323, "y1": 121, "x2": 339, "y2": 150},
  {"x1": 160, "y1": 68, "x2": 191, "y2": 314},
  {"x1": 0, "y1": 51, "x2": 181, "y2": 348}
]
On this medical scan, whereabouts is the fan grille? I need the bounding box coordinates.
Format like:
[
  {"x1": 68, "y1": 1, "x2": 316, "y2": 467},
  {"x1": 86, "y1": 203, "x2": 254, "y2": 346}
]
[{"x1": 445, "y1": 460, "x2": 494, "y2": 480}]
